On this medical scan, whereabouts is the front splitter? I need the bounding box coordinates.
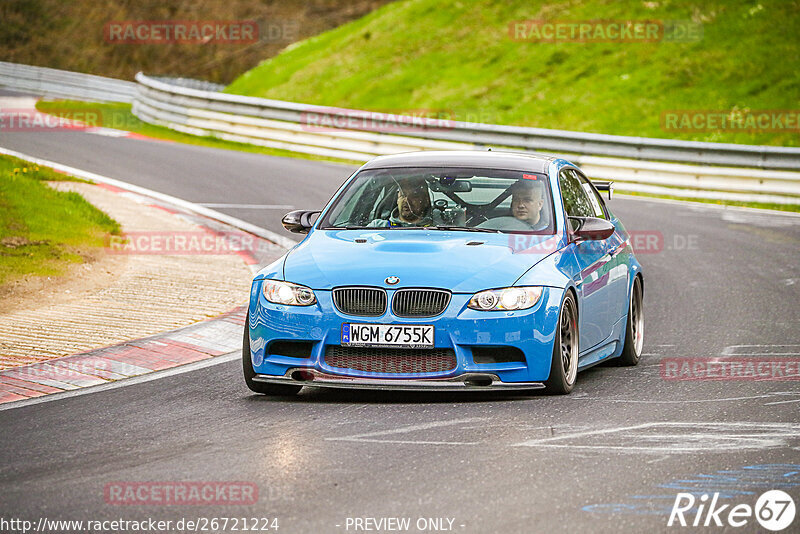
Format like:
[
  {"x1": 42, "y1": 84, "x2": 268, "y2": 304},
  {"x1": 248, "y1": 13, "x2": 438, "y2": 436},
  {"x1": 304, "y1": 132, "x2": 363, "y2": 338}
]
[{"x1": 253, "y1": 369, "x2": 545, "y2": 391}]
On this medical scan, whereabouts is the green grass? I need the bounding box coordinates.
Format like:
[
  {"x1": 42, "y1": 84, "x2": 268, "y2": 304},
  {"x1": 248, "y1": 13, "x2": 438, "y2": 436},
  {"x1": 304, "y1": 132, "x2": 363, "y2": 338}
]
[
  {"x1": 226, "y1": 0, "x2": 800, "y2": 147},
  {"x1": 0, "y1": 155, "x2": 121, "y2": 286},
  {"x1": 34, "y1": 100, "x2": 361, "y2": 165}
]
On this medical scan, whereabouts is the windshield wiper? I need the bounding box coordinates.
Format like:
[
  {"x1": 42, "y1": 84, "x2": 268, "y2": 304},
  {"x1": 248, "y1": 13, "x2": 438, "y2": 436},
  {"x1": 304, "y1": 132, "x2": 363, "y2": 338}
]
[{"x1": 433, "y1": 226, "x2": 502, "y2": 233}]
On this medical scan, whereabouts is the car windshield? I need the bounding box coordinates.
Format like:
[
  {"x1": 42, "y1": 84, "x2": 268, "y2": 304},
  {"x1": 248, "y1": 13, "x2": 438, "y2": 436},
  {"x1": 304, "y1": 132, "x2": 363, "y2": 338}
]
[{"x1": 318, "y1": 167, "x2": 555, "y2": 234}]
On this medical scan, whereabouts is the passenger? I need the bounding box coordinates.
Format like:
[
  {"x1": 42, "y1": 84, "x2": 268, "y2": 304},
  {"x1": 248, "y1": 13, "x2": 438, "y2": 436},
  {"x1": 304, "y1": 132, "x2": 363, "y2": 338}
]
[
  {"x1": 476, "y1": 178, "x2": 548, "y2": 231},
  {"x1": 510, "y1": 179, "x2": 547, "y2": 230}
]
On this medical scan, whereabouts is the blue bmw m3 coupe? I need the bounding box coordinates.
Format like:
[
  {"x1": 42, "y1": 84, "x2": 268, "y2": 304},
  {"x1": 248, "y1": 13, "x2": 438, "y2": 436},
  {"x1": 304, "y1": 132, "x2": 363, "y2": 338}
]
[{"x1": 243, "y1": 151, "x2": 644, "y2": 395}]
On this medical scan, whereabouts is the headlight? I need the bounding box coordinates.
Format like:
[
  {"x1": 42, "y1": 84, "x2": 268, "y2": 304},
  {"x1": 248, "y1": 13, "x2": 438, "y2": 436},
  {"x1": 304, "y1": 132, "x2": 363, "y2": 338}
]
[
  {"x1": 262, "y1": 280, "x2": 317, "y2": 306},
  {"x1": 468, "y1": 286, "x2": 543, "y2": 311}
]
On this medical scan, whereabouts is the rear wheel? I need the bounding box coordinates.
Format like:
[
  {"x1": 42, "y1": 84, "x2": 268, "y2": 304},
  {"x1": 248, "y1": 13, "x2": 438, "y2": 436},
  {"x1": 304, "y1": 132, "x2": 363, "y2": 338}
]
[
  {"x1": 544, "y1": 292, "x2": 579, "y2": 395},
  {"x1": 617, "y1": 276, "x2": 644, "y2": 366},
  {"x1": 243, "y1": 313, "x2": 302, "y2": 396}
]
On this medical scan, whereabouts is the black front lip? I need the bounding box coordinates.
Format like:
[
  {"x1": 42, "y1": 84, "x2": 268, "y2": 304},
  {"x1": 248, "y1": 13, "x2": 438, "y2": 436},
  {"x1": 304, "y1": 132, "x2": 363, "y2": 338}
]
[{"x1": 253, "y1": 369, "x2": 545, "y2": 391}]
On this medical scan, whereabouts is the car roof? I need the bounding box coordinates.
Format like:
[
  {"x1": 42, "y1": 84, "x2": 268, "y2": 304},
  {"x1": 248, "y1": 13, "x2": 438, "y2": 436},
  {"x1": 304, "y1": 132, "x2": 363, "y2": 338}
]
[{"x1": 359, "y1": 150, "x2": 556, "y2": 173}]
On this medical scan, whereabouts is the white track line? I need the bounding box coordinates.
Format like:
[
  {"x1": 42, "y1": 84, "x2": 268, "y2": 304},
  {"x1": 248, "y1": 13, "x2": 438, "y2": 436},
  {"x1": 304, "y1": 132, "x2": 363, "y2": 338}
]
[{"x1": 512, "y1": 421, "x2": 800, "y2": 452}]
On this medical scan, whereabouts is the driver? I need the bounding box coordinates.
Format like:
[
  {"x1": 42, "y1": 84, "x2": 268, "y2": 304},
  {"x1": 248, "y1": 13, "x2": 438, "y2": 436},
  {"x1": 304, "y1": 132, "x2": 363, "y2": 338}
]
[
  {"x1": 510, "y1": 179, "x2": 546, "y2": 229},
  {"x1": 368, "y1": 177, "x2": 442, "y2": 227}
]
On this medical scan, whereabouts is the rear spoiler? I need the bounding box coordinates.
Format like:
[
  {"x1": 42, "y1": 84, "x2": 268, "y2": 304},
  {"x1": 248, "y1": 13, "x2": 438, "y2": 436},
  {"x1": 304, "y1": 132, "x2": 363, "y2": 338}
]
[{"x1": 593, "y1": 181, "x2": 613, "y2": 200}]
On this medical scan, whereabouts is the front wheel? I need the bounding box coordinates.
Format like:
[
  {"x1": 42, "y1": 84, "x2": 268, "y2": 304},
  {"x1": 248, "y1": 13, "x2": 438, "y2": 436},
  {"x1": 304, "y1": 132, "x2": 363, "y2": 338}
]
[
  {"x1": 243, "y1": 313, "x2": 302, "y2": 396},
  {"x1": 544, "y1": 292, "x2": 579, "y2": 395},
  {"x1": 617, "y1": 276, "x2": 644, "y2": 366}
]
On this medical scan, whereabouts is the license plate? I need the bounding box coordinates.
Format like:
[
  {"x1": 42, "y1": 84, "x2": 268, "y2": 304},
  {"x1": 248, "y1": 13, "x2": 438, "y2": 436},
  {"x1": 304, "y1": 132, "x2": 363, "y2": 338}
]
[{"x1": 341, "y1": 323, "x2": 434, "y2": 348}]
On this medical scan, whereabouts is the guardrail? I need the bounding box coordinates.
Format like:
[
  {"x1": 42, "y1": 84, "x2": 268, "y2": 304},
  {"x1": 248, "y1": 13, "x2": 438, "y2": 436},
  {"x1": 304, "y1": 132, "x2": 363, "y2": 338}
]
[
  {"x1": 0, "y1": 62, "x2": 136, "y2": 103},
  {"x1": 0, "y1": 62, "x2": 798, "y2": 204},
  {"x1": 132, "y1": 73, "x2": 800, "y2": 204},
  {"x1": 133, "y1": 73, "x2": 800, "y2": 170}
]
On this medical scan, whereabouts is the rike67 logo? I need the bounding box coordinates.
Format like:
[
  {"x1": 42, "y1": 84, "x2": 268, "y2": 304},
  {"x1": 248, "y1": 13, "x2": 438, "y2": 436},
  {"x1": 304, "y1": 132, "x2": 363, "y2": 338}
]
[{"x1": 668, "y1": 490, "x2": 795, "y2": 531}]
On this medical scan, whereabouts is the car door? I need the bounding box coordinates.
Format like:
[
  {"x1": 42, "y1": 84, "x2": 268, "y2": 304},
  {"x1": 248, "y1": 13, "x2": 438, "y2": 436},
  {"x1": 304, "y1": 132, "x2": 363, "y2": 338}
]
[
  {"x1": 571, "y1": 169, "x2": 630, "y2": 323},
  {"x1": 558, "y1": 168, "x2": 615, "y2": 351}
]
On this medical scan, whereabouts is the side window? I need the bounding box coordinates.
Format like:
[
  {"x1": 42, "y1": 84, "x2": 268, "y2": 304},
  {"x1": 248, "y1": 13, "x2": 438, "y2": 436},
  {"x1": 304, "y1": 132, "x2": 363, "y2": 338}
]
[
  {"x1": 558, "y1": 169, "x2": 594, "y2": 218},
  {"x1": 570, "y1": 169, "x2": 607, "y2": 219}
]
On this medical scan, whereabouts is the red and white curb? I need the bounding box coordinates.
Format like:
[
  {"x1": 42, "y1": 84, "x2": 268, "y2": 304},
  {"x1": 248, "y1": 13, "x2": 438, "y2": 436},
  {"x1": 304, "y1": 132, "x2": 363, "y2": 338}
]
[{"x1": 0, "y1": 306, "x2": 246, "y2": 405}]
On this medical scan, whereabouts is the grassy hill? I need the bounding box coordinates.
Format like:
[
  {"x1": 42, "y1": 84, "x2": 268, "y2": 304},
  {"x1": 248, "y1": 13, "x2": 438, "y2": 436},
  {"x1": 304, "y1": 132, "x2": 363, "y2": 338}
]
[{"x1": 226, "y1": 0, "x2": 800, "y2": 146}]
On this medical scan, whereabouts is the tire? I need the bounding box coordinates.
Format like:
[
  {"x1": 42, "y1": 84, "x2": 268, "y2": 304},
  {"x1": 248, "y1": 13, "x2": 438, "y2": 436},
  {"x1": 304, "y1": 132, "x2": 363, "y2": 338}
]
[
  {"x1": 544, "y1": 291, "x2": 579, "y2": 395},
  {"x1": 617, "y1": 276, "x2": 644, "y2": 366},
  {"x1": 242, "y1": 312, "x2": 302, "y2": 396}
]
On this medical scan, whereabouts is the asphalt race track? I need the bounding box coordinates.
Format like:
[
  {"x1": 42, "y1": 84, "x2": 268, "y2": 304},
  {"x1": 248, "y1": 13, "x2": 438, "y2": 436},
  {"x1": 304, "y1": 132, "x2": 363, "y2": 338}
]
[{"x1": 1, "y1": 127, "x2": 799, "y2": 533}]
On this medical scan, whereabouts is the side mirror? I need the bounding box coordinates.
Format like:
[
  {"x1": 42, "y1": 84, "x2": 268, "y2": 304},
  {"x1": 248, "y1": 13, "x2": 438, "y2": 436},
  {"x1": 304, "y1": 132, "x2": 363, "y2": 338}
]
[
  {"x1": 593, "y1": 181, "x2": 613, "y2": 200},
  {"x1": 568, "y1": 217, "x2": 615, "y2": 241},
  {"x1": 281, "y1": 210, "x2": 321, "y2": 234}
]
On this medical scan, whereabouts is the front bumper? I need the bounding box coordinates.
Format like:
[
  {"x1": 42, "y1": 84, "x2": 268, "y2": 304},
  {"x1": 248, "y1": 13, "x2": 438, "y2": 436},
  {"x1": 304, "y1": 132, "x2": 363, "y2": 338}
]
[{"x1": 248, "y1": 281, "x2": 564, "y2": 386}]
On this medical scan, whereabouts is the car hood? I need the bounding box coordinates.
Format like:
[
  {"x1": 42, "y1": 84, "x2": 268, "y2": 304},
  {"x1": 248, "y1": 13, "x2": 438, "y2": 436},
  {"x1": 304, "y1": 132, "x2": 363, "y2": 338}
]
[{"x1": 282, "y1": 229, "x2": 561, "y2": 293}]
